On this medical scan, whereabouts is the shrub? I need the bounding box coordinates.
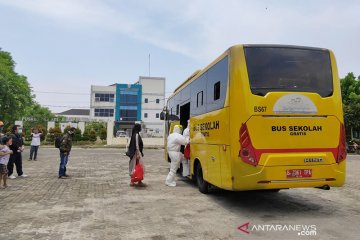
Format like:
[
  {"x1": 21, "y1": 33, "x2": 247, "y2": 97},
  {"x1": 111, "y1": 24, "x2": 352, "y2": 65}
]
[
  {"x1": 100, "y1": 128, "x2": 107, "y2": 140},
  {"x1": 89, "y1": 130, "x2": 97, "y2": 142}
]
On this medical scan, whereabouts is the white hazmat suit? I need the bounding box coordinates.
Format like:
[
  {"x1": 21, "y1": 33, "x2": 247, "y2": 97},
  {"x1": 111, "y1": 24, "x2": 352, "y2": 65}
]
[
  {"x1": 182, "y1": 121, "x2": 190, "y2": 177},
  {"x1": 165, "y1": 125, "x2": 188, "y2": 187}
]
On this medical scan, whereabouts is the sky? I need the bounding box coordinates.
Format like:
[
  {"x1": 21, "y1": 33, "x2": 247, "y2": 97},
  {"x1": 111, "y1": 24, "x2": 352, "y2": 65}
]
[{"x1": 1, "y1": 0, "x2": 359, "y2": 113}]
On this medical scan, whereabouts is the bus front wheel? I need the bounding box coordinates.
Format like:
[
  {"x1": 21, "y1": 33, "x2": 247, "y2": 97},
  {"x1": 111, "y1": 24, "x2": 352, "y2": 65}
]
[{"x1": 196, "y1": 162, "x2": 209, "y2": 194}]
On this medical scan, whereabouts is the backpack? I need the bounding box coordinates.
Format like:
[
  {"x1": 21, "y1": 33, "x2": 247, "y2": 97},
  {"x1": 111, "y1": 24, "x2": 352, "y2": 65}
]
[{"x1": 55, "y1": 136, "x2": 63, "y2": 148}]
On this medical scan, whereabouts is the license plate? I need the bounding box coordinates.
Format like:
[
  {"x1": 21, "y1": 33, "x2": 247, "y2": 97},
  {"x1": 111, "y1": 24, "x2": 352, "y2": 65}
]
[{"x1": 286, "y1": 169, "x2": 312, "y2": 178}]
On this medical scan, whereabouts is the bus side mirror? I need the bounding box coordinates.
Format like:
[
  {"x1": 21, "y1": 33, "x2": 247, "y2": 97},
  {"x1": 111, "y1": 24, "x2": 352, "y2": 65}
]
[{"x1": 160, "y1": 112, "x2": 165, "y2": 120}]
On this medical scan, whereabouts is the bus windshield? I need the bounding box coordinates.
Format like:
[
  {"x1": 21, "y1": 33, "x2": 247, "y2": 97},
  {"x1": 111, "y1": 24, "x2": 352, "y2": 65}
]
[{"x1": 244, "y1": 46, "x2": 333, "y2": 97}]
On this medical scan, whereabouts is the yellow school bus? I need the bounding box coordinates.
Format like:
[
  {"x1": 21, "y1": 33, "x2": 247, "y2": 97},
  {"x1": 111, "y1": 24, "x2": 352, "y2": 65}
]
[{"x1": 161, "y1": 44, "x2": 346, "y2": 193}]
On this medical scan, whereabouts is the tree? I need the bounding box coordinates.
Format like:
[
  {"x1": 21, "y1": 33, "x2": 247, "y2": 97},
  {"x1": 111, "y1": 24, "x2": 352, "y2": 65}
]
[
  {"x1": 340, "y1": 72, "x2": 360, "y2": 138},
  {"x1": 0, "y1": 49, "x2": 33, "y2": 125}
]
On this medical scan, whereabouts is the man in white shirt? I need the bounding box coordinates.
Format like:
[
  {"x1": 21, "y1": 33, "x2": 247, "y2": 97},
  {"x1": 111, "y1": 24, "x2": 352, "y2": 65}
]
[{"x1": 29, "y1": 128, "x2": 42, "y2": 161}]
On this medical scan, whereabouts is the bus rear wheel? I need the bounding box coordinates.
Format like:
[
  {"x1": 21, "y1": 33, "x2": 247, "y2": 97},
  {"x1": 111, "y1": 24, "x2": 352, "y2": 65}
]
[{"x1": 196, "y1": 162, "x2": 209, "y2": 194}]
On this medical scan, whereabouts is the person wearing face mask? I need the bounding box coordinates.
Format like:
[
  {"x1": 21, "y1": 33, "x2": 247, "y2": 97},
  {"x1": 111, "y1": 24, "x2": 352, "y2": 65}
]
[
  {"x1": 58, "y1": 127, "x2": 75, "y2": 179},
  {"x1": 29, "y1": 128, "x2": 43, "y2": 161},
  {"x1": 8, "y1": 125, "x2": 28, "y2": 179}
]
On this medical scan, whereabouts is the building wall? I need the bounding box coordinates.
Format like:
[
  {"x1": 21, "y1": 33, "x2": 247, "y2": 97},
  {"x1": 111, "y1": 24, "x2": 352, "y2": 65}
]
[
  {"x1": 55, "y1": 114, "x2": 91, "y2": 122},
  {"x1": 138, "y1": 76, "x2": 165, "y2": 136},
  {"x1": 90, "y1": 85, "x2": 116, "y2": 121},
  {"x1": 115, "y1": 84, "x2": 142, "y2": 122}
]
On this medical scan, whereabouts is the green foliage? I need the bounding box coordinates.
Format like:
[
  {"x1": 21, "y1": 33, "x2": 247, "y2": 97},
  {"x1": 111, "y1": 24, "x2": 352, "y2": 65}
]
[
  {"x1": 74, "y1": 128, "x2": 82, "y2": 141},
  {"x1": 0, "y1": 48, "x2": 55, "y2": 129},
  {"x1": 100, "y1": 128, "x2": 107, "y2": 140},
  {"x1": 23, "y1": 103, "x2": 55, "y2": 125},
  {"x1": 340, "y1": 73, "x2": 360, "y2": 135},
  {"x1": 46, "y1": 127, "x2": 62, "y2": 143},
  {"x1": 84, "y1": 122, "x2": 106, "y2": 136},
  {"x1": 0, "y1": 49, "x2": 33, "y2": 126},
  {"x1": 82, "y1": 129, "x2": 90, "y2": 141},
  {"x1": 5, "y1": 124, "x2": 14, "y2": 135},
  {"x1": 89, "y1": 130, "x2": 97, "y2": 142}
]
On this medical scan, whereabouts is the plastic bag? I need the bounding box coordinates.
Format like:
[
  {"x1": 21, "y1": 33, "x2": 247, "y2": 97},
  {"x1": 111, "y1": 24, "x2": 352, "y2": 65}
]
[
  {"x1": 184, "y1": 144, "x2": 190, "y2": 160},
  {"x1": 131, "y1": 163, "x2": 144, "y2": 182}
]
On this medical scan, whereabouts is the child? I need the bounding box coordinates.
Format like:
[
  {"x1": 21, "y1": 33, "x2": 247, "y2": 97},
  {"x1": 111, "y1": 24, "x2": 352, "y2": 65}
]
[{"x1": 0, "y1": 136, "x2": 13, "y2": 189}]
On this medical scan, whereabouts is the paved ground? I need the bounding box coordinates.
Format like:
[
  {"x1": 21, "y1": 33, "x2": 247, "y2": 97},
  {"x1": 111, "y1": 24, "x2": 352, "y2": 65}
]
[{"x1": 1, "y1": 148, "x2": 360, "y2": 240}]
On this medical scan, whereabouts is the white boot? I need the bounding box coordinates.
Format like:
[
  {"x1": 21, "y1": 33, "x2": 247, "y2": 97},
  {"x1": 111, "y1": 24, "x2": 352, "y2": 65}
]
[
  {"x1": 182, "y1": 159, "x2": 190, "y2": 177},
  {"x1": 165, "y1": 171, "x2": 176, "y2": 187}
]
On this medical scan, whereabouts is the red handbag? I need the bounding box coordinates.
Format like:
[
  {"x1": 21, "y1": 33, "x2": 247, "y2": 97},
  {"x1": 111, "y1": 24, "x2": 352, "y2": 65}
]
[
  {"x1": 131, "y1": 163, "x2": 144, "y2": 182},
  {"x1": 184, "y1": 144, "x2": 190, "y2": 160}
]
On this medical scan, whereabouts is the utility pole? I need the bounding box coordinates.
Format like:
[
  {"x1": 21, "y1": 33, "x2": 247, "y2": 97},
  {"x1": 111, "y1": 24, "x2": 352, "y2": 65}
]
[{"x1": 148, "y1": 54, "x2": 151, "y2": 77}]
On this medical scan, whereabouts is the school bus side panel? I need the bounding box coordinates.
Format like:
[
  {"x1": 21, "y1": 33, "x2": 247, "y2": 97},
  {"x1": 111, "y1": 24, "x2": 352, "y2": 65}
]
[
  {"x1": 190, "y1": 108, "x2": 230, "y2": 188},
  {"x1": 228, "y1": 46, "x2": 251, "y2": 189}
]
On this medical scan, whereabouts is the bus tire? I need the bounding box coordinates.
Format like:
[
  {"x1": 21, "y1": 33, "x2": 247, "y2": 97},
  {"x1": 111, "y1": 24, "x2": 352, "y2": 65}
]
[
  {"x1": 196, "y1": 162, "x2": 209, "y2": 194},
  {"x1": 266, "y1": 189, "x2": 281, "y2": 193}
]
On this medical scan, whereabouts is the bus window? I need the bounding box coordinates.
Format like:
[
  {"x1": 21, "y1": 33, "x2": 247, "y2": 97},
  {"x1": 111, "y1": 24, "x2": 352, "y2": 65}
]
[
  {"x1": 244, "y1": 47, "x2": 333, "y2": 97},
  {"x1": 214, "y1": 81, "x2": 220, "y2": 100}
]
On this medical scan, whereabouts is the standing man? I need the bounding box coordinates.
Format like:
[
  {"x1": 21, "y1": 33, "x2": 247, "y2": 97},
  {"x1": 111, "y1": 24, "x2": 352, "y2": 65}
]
[
  {"x1": 165, "y1": 125, "x2": 189, "y2": 187},
  {"x1": 8, "y1": 125, "x2": 28, "y2": 179},
  {"x1": 29, "y1": 128, "x2": 42, "y2": 161},
  {"x1": 59, "y1": 127, "x2": 75, "y2": 179}
]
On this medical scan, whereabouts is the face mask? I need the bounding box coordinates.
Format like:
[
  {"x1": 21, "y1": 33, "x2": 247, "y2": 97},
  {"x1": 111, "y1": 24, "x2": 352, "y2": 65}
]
[{"x1": 18, "y1": 129, "x2": 22, "y2": 134}]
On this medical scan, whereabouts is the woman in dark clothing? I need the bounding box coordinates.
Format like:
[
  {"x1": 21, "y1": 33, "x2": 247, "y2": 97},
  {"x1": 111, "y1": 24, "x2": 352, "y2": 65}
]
[{"x1": 127, "y1": 123, "x2": 144, "y2": 186}]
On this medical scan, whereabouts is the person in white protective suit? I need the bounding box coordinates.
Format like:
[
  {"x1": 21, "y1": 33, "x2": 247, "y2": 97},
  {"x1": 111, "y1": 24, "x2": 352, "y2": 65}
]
[
  {"x1": 181, "y1": 120, "x2": 190, "y2": 177},
  {"x1": 165, "y1": 125, "x2": 189, "y2": 187}
]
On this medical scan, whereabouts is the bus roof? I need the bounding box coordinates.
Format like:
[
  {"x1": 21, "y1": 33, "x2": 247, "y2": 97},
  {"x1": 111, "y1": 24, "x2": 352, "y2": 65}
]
[{"x1": 168, "y1": 44, "x2": 330, "y2": 100}]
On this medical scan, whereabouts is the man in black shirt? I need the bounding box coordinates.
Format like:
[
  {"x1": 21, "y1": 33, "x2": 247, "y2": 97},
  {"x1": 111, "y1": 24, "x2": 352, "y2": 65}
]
[{"x1": 8, "y1": 125, "x2": 28, "y2": 179}]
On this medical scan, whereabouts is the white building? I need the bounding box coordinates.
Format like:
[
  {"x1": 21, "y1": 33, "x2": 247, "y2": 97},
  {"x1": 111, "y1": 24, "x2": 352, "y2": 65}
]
[
  {"x1": 90, "y1": 85, "x2": 116, "y2": 121},
  {"x1": 90, "y1": 77, "x2": 165, "y2": 136},
  {"x1": 136, "y1": 76, "x2": 165, "y2": 136},
  {"x1": 56, "y1": 109, "x2": 91, "y2": 122}
]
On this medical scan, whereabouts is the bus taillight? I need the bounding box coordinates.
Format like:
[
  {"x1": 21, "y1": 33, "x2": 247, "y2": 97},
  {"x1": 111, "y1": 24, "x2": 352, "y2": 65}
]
[
  {"x1": 239, "y1": 123, "x2": 259, "y2": 166},
  {"x1": 336, "y1": 123, "x2": 347, "y2": 163}
]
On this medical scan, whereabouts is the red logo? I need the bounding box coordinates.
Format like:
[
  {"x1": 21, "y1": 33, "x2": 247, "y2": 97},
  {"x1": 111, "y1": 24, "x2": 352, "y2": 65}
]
[{"x1": 238, "y1": 222, "x2": 250, "y2": 234}]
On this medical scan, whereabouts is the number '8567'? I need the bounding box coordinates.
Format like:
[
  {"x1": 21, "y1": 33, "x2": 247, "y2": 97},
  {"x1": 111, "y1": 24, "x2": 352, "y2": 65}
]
[{"x1": 254, "y1": 106, "x2": 267, "y2": 112}]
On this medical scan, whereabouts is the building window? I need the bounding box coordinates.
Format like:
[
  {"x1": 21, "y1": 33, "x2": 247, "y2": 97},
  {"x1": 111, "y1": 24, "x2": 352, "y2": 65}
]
[
  {"x1": 120, "y1": 91, "x2": 138, "y2": 106},
  {"x1": 145, "y1": 98, "x2": 148, "y2": 103},
  {"x1": 95, "y1": 93, "x2": 114, "y2": 102},
  {"x1": 197, "y1": 91, "x2": 203, "y2": 107},
  {"x1": 94, "y1": 108, "x2": 114, "y2": 117},
  {"x1": 156, "y1": 113, "x2": 159, "y2": 118},
  {"x1": 156, "y1": 99, "x2": 160, "y2": 104},
  {"x1": 119, "y1": 109, "x2": 137, "y2": 121},
  {"x1": 214, "y1": 81, "x2": 220, "y2": 100},
  {"x1": 144, "y1": 113, "x2": 148, "y2": 118}
]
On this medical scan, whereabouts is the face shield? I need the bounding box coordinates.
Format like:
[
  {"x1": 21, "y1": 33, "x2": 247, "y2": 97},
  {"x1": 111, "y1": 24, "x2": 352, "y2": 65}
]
[{"x1": 173, "y1": 125, "x2": 183, "y2": 134}]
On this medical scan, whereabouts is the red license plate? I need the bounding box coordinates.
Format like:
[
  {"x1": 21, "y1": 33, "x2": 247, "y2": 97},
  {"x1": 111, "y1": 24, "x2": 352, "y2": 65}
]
[{"x1": 286, "y1": 169, "x2": 312, "y2": 178}]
